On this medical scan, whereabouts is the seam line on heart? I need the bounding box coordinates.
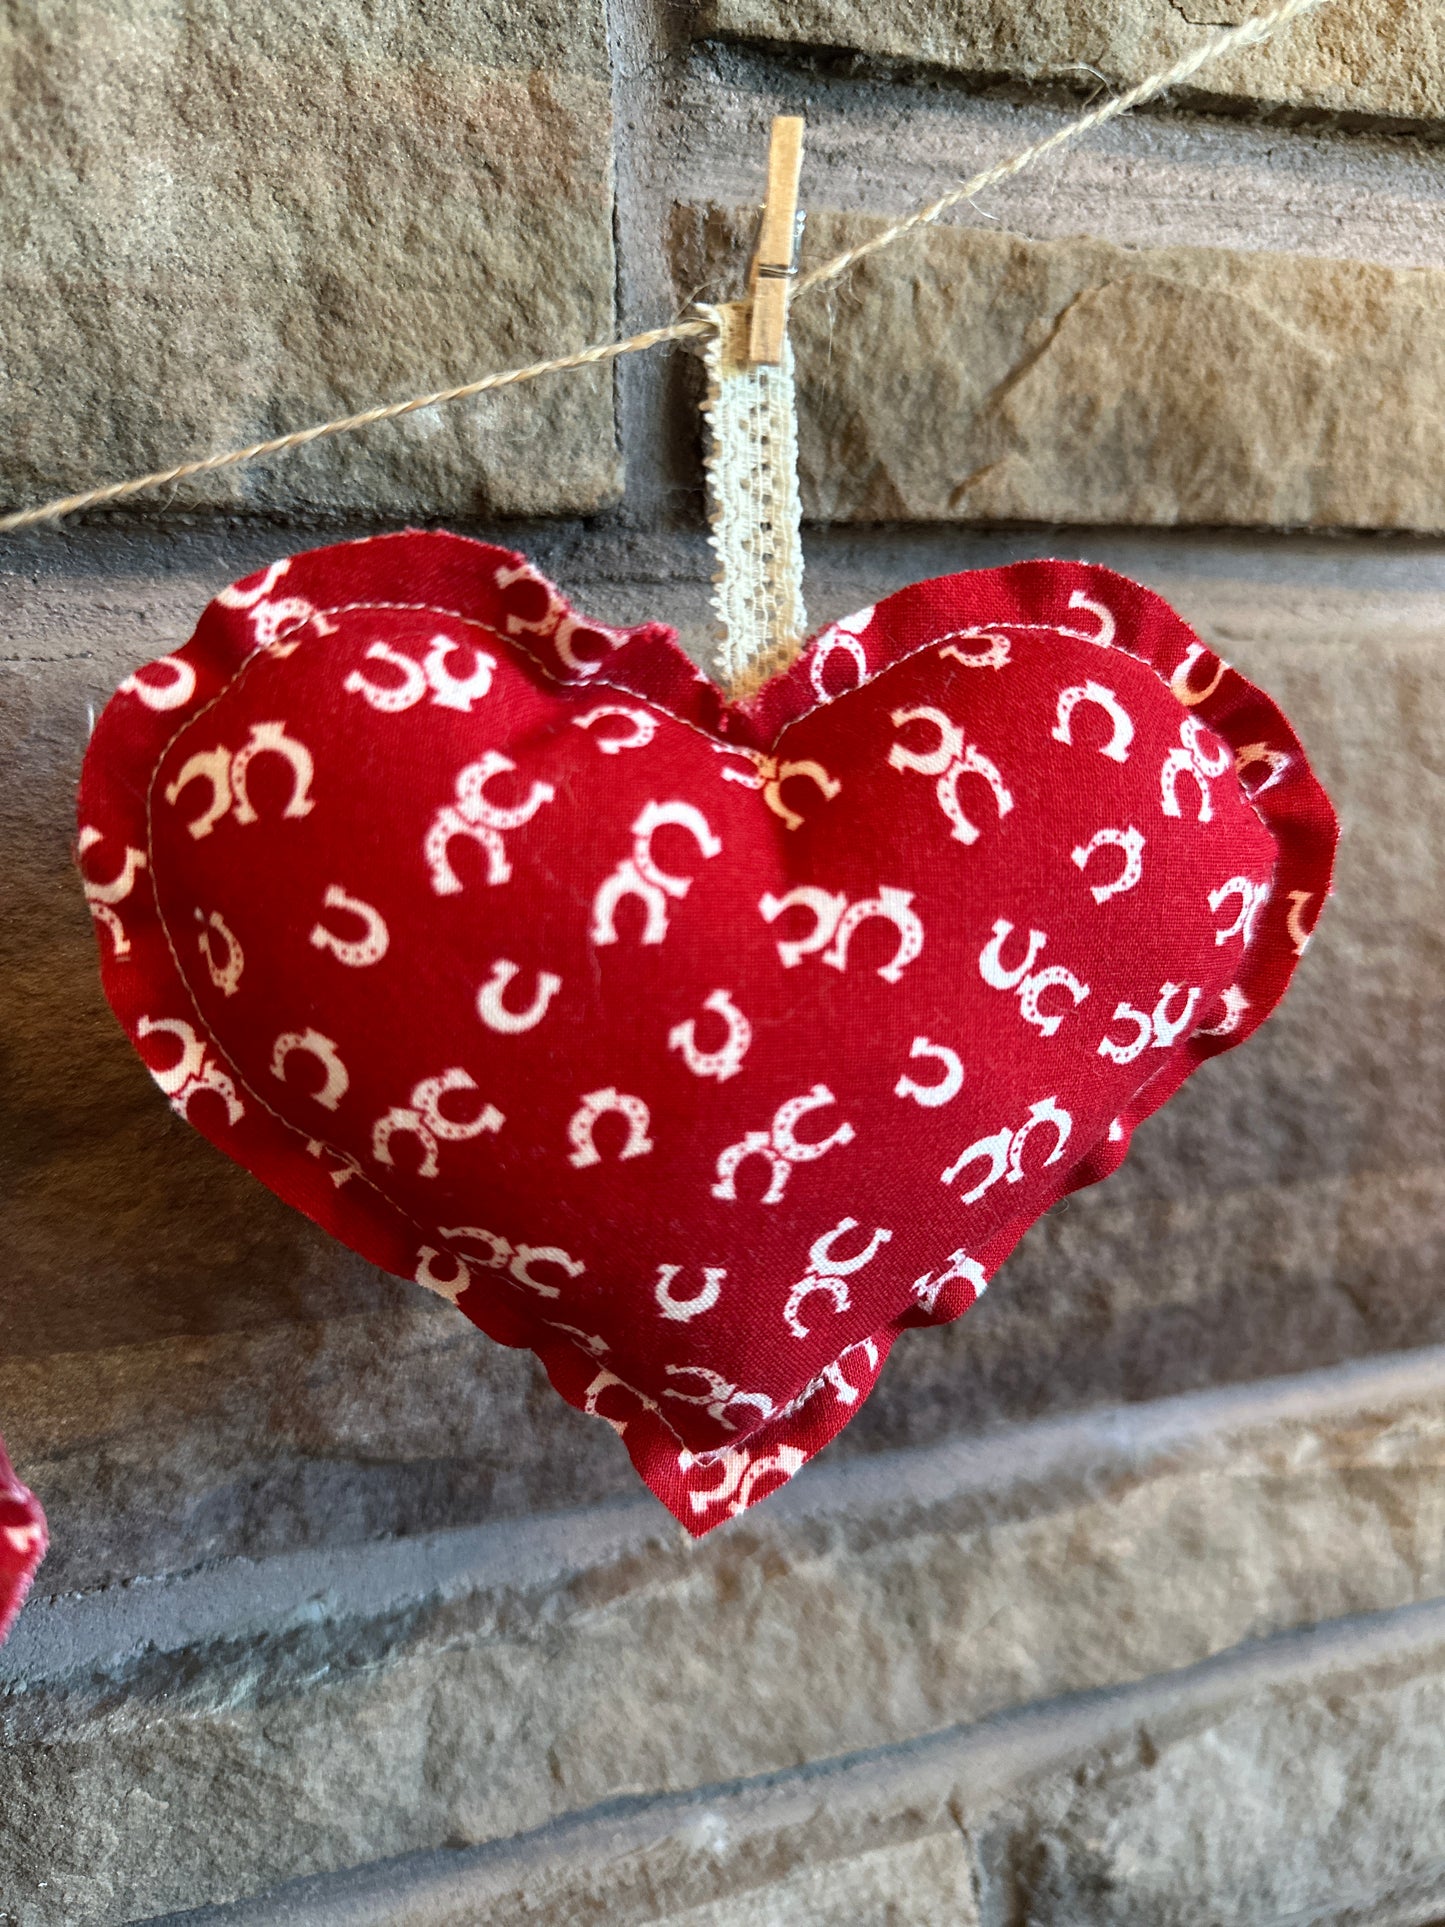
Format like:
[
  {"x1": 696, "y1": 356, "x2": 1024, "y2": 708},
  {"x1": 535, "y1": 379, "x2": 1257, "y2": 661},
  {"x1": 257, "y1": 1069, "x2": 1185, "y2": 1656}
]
[
  {"x1": 135, "y1": 600, "x2": 878, "y2": 1455},
  {"x1": 141, "y1": 575, "x2": 1296, "y2": 1322}
]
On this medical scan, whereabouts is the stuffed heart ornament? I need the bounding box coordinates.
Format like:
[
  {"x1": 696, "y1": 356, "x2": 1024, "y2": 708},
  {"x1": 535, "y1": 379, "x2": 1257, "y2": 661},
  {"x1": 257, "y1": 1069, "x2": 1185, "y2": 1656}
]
[{"x1": 77, "y1": 532, "x2": 1336, "y2": 1532}]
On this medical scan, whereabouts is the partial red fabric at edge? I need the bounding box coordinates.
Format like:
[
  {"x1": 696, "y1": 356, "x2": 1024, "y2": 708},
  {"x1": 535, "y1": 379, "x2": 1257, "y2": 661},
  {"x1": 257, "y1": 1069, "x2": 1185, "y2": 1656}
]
[{"x1": 0, "y1": 1439, "x2": 46, "y2": 1646}]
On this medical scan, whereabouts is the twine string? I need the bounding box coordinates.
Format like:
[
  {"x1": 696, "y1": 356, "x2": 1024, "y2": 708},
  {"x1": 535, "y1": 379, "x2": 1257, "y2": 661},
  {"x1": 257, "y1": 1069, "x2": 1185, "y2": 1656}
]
[{"x1": 0, "y1": 0, "x2": 1327, "y2": 537}]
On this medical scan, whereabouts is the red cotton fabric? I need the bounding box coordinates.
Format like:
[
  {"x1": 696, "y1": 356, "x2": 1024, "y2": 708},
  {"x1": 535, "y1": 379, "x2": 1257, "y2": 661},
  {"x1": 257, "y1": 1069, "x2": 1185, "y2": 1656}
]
[
  {"x1": 76, "y1": 531, "x2": 1338, "y2": 1534},
  {"x1": 0, "y1": 1442, "x2": 46, "y2": 1646}
]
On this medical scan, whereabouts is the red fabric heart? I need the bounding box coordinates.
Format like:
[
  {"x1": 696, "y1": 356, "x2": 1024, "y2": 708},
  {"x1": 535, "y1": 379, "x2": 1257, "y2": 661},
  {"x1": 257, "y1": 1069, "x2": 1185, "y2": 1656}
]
[
  {"x1": 0, "y1": 1440, "x2": 46, "y2": 1645},
  {"x1": 77, "y1": 532, "x2": 1336, "y2": 1533}
]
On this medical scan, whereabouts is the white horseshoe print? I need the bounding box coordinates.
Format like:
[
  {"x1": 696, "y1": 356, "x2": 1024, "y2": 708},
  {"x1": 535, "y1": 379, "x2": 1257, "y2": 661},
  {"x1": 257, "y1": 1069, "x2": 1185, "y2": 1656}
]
[
  {"x1": 822, "y1": 888, "x2": 924, "y2": 983},
  {"x1": 548, "y1": 1322, "x2": 609, "y2": 1357},
  {"x1": 712, "y1": 1129, "x2": 791, "y2": 1204},
  {"x1": 713, "y1": 1086, "x2": 855, "y2": 1204},
  {"x1": 819, "y1": 1341, "x2": 880, "y2": 1408},
  {"x1": 230, "y1": 723, "x2": 315, "y2": 824},
  {"x1": 912, "y1": 1249, "x2": 988, "y2": 1315},
  {"x1": 77, "y1": 828, "x2": 146, "y2": 906},
  {"x1": 654, "y1": 1265, "x2": 726, "y2": 1323},
  {"x1": 782, "y1": 1219, "x2": 892, "y2": 1340},
  {"x1": 134, "y1": 1015, "x2": 206, "y2": 1095},
  {"x1": 1181, "y1": 718, "x2": 1233, "y2": 778},
  {"x1": 553, "y1": 613, "x2": 624, "y2": 677},
  {"x1": 1006, "y1": 1098, "x2": 1073, "y2": 1183},
  {"x1": 1017, "y1": 965, "x2": 1091, "y2": 1039},
  {"x1": 808, "y1": 1217, "x2": 893, "y2": 1276},
  {"x1": 895, "y1": 1036, "x2": 964, "y2": 1108},
  {"x1": 1097, "y1": 1001, "x2": 1153, "y2": 1066},
  {"x1": 344, "y1": 641, "x2": 428, "y2": 713},
  {"x1": 567, "y1": 1088, "x2": 653, "y2": 1168},
  {"x1": 307, "y1": 1138, "x2": 363, "y2": 1188},
  {"x1": 78, "y1": 829, "x2": 146, "y2": 958},
  {"x1": 427, "y1": 753, "x2": 554, "y2": 894},
  {"x1": 941, "y1": 1126, "x2": 1013, "y2": 1203},
  {"x1": 170, "y1": 1060, "x2": 246, "y2": 1127},
  {"x1": 1071, "y1": 826, "x2": 1145, "y2": 904},
  {"x1": 85, "y1": 900, "x2": 129, "y2": 958},
  {"x1": 457, "y1": 751, "x2": 555, "y2": 832},
  {"x1": 1235, "y1": 742, "x2": 1291, "y2": 795},
  {"x1": 571, "y1": 705, "x2": 659, "y2": 754},
  {"x1": 591, "y1": 861, "x2": 669, "y2": 946},
  {"x1": 662, "y1": 1365, "x2": 774, "y2": 1431},
  {"x1": 783, "y1": 1275, "x2": 850, "y2": 1340},
  {"x1": 935, "y1": 746, "x2": 1013, "y2": 846},
  {"x1": 715, "y1": 746, "x2": 766, "y2": 790},
  {"x1": 761, "y1": 758, "x2": 842, "y2": 831},
  {"x1": 372, "y1": 1108, "x2": 439, "y2": 1179},
  {"x1": 1209, "y1": 876, "x2": 1270, "y2": 948},
  {"x1": 271, "y1": 1028, "x2": 349, "y2": 1112},
  {"x1": 476, "y1": 959, "x2": 562, "y2": 1034},
  {"x1": 510, "y1": 1245, "x2": 585, "y2": 1297},
  {"x1": 1051, "y1": 681, "x2": 1134, "y2": 763},
  {"x1": 583, "y1": 1366, "x2": 662, "y2": 1436},
  {"x1": 1170, "y1": 643, "x2": 1228, "y2": 708},
  {"x1": 309, "y1": 886, "x2": 390, "y2": 968},
  {"x1": 1196, "y1": 985, "x2": 1250, "y2": 1037},
  {"x1": 758, "y1": 886, "x2": 847, "y2": 969},
  {"x1": 772, "y1": 1085, "x2": 855, "y2": 1163},
  {"x1": 423, "y1": 634, "x2": 495, "y2": 710},
  {"x1": 938, "y1": 629, "x2": 1010, "y2": 669},
  {"x1": 439, "y1": 1225, "x2": 512, "y2": 1270},
  {"x1": 630, "y1": 800, "x2": 722, "y2": 897},
  {"x1": 1151, "y1": 983, "x2": 1203, "y2": 1049},
  {"x1": 196, "y1": 909, "x2": 244, "y2": 996},
  {"x1": 668, "y1": 990, "x2": 752, "y2": 1083},
  {"x1": 415, "y1": 1247, "x2": 471, "y2": 1302},
  {"x1": 410, "y1": 1068, "x2": 504, "y2": 1142},
  {"x1": 248, "y1": 597, "x2": 329, "y2": 656},
  {"x1": 1160, "y1": 747, "x2": 1214, "y2": 823},
  {"x1": 1066, "y1": 588, "x2": 1117, "y2": 648},
  {"x1": 164, "y1": 747, "x2": 232, "y2": 840},
  {"x1": 979, "y1": 918, "x2": 1047, "y2": 991},
  {"x1": 809, "y1": 618, "x2": 870, "y2": 700},
  {"x1": 427, "y1": 807, "x2": 507, "y2": 893},
  {"x1": 119, "y1": 655, "x2": 197, "y2": 711},
  {"x1": 216, "y1": 558, "x2": 292, "y2": 609},
  {"x1": 889, "y1": 706, "x2": 963, "y2": 777},
  {"x1": 493, "y1": 560, "x2": 564, "y2": 637},
  {"x1": 680, "y1": 1443, "x2": 806, "y2": 1517},
  {"x1": 593, "y1": 802, "x2": 720, "y2": 947}
]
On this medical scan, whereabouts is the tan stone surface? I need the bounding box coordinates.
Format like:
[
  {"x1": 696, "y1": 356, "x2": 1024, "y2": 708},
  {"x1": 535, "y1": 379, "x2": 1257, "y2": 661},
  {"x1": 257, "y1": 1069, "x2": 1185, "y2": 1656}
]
[
  {"x1": 0, "y1": 2, "x2": 620, "y2": 517},
  {"x1": 656, "y1": 1834, "x2": 977, "y2": 1927},
  {"x1": 8, "y1": 1346, "x2": 1445, "y2": 1918},
  {"x1": 676, "y1": 209, "x2": 1445, "y2": 531},
  {"x1": 700, "y1": 0, "x2": 1445, "y2": 126}
]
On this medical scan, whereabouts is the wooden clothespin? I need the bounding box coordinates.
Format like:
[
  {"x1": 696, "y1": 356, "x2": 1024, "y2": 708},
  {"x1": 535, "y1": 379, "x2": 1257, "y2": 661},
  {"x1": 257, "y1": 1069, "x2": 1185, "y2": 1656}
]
[{"x1": 747, "y1": 115, "x2": 804, "y2": 366}]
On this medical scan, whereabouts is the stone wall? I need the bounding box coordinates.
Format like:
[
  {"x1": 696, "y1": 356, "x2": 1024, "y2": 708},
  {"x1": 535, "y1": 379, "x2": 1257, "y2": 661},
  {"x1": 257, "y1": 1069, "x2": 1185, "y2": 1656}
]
[{"x1": 4, "y1": 1, "x2": 1445, "y2": 1921}]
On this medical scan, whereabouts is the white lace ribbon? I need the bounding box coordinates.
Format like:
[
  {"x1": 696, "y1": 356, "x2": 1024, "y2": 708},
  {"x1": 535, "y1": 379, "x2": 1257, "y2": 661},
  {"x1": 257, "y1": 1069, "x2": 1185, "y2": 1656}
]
[{"x1": 700, "y1": 301, "x2": 807, "y2": 696}]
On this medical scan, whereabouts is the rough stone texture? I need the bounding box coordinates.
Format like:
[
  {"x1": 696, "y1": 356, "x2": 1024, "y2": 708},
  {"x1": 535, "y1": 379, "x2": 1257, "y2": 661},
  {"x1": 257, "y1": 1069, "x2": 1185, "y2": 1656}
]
[
  {"x1": 6, "y1": 1347, "x2": 1445, "y2": 1918},
  {"x1": 7, "y1": 531, "x2": 1445, "y2": 1593},
  {"x1": 148, "y1": 1602, "x2": 1445, "y2": 1926},
  {"x1": 967, "y1": 1609, "x2": 1445, "y2": 1926},
  {"x1": 700, "y1": 0, "x2": 1445, "y2": 129},
  {"x1": 153, "y1": 1744, "x2": 979, "y2": 1925},
  {"x1": 0, "y1": 2, "x2": 620, "y2": 517},
  {"x1": 676, "y1": 208, "x2": 1445, "y2": 530}
]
